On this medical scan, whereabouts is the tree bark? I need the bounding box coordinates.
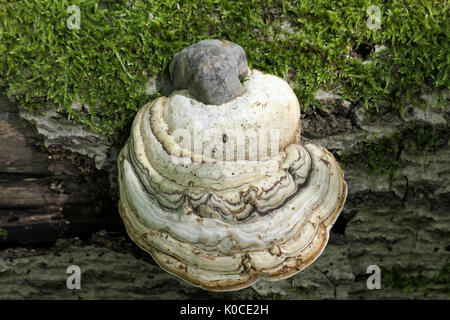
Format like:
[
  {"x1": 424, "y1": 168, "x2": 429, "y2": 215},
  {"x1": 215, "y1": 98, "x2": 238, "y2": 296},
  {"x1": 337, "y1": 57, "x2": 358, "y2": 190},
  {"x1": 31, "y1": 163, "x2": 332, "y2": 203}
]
[
  {"x1": 0, "y1": 94, "x2": 121, "y2": 246},
  {"x1": 0, "y1": 91, "x2": 448, "y2": 299}
]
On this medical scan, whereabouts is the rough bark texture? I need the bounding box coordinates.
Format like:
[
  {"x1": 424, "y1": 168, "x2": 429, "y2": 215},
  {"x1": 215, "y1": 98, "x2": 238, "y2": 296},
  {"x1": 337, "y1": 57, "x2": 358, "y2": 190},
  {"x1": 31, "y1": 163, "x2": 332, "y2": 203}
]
[
  {"x1": 0, "y1": 90, "x2": 448, "y2": 299},
  {"x1": 0, "y1": 94, "x2": 121, "y2": 245}
]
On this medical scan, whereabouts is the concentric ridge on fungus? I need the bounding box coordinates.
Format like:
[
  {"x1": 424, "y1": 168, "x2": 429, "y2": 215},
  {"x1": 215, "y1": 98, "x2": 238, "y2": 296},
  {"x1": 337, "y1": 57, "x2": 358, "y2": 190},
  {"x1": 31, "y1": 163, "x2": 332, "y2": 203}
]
[{"x1": 118, "y1": 40, "x2": 347, "y2": 291}]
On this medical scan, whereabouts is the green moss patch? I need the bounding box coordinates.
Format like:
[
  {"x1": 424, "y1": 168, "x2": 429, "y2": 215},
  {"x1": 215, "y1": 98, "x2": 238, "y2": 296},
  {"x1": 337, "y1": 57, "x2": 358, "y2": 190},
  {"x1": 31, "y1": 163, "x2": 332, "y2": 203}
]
[
  {"x1": 341, "y1": 124, "x2": 444, "y2": 177},
  {"x1": 0, "y1": 228, "x2": 7, "y2": 240},
  {"x1": 0, "y1": 0, "x2": 448, "y2": 142},
  {"x1": 382, "y1": 264, "x2": 450, "y2": 295}
]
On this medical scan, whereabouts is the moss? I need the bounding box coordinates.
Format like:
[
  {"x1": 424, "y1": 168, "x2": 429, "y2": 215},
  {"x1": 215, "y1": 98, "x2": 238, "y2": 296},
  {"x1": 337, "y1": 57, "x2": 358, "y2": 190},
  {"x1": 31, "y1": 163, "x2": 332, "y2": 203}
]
[
  {"x1": 287, "y1": 286, "x2": 315, "y2": 299},
  {"x1": 0, "y1": 0, "x2": 448, "y2": 143},
  {"x1": 343, "y1": 132, "x2": 401, "y2": 177},
  {"x1": 0, "y1": 228, "x2": 7, "y2": 240},
  {"x1": 262, "y1": 292, "x2": 289, "y2": 300},
  {"x1": 381, "y1": 264, "x2": 450, "y2": 295},
  {"x1": 243, "y1": 291, "x2": 259, "y2": 300},
  {"x1": 341, "y1": 124, "x2": 443, "y2": 178}
]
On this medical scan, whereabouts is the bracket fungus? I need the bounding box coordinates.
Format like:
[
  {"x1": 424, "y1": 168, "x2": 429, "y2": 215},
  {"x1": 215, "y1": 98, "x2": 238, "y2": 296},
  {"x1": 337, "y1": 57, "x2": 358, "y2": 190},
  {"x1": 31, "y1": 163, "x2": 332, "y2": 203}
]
[{"x1": 118, "y1": 39, "x2": 347, "y2": 291}]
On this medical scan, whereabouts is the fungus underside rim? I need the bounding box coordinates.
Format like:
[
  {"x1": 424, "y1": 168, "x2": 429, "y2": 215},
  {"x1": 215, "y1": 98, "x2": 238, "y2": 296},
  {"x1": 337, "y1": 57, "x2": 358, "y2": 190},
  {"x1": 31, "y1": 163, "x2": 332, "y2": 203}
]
[{"x1": 117, "y1": 142, "x2": 347, "y2": 291}]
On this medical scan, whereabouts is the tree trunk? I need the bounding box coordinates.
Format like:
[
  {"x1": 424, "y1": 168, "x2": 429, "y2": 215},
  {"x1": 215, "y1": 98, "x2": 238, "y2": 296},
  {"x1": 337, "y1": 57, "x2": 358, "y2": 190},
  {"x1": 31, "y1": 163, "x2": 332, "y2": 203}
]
[
  {"x1": 0, "y1": 94, "x2": 121, "y2": 246},
  {"x1": 0, "y1": 91, "x2": 448, "y2": 299}
]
